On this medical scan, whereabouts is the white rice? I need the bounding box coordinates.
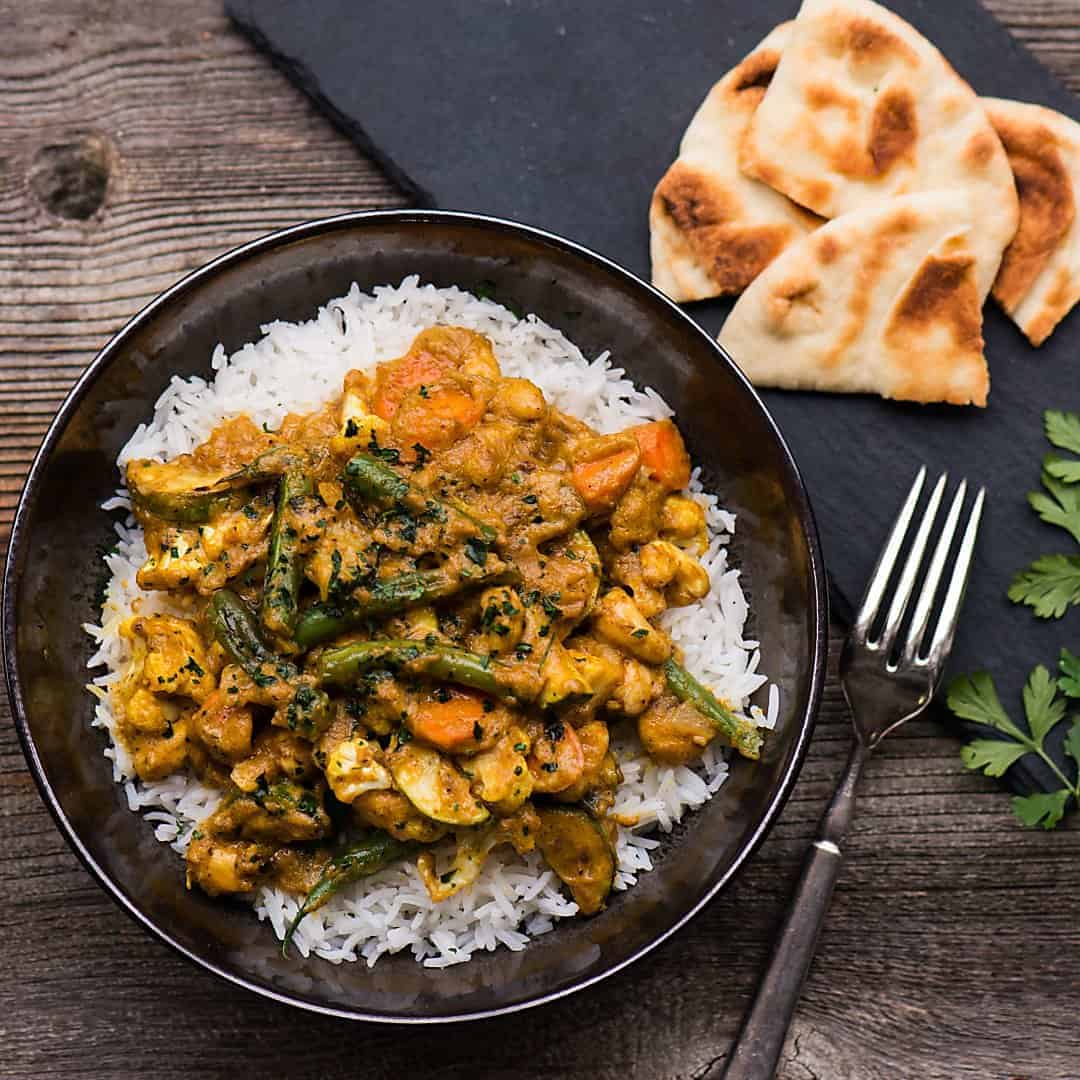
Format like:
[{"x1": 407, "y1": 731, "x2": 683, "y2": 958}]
[{"x1": 85, "y1": 277, "x2": 776, "y2": 967}]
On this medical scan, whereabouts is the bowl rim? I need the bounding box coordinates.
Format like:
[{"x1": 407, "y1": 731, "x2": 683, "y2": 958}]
[{"x1": 2, "y1": 208, "x2": 828, "y2": 1023}]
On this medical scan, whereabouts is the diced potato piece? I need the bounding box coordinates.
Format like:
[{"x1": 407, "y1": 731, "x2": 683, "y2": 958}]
[
  {"x1": 640, "y1": 540, "x2": 710, "y2": 607},
  {"x1": 638, "y1": 695, "x2": 717, "y2": 765},
  {"x1": 591, "y1": 588, "x2": 672, "y2": 664},
  {"x1": 351, "y1": 789, "x2": 449, "y2": 844},
  {"x1": 186, "y1": 835, "x2": 271, "y2": 897}
]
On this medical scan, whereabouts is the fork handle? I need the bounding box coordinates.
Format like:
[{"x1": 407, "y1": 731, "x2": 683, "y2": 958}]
[{"x1": 721, "y1": 740, "x2": 868, "y2": 1080}]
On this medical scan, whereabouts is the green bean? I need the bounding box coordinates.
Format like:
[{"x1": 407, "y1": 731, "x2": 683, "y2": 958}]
[
  {"x1": 294, "y1": 563, "x2": 516, "y2": 648},
  {"x1": 342, "y1": 453, "x2": 410, "y2": 503},
  {"x1": 343, "y1": 453, "x2": 496, "y2": 543},
  {"x1": 208, "y1": 589, "x2": 330, "y2": 739},
  {"x1": 130, "y1": 488, "x2": 237, "y2": 524},
  {"x1": 663, "y1": 658, "x2": 763, "y2": 761},
  {"x1": 282, "y1": 832, "x2": 415, "y2": 956},
  {"x1": 128, "y1": 446, "x2": 306, "y2": 524},
  {"x1": 209, "y1": 588, "x2": 281, "y2": 676},
  {"x1": 260, "y1": 469, "x2": 312, "y2": 639},
  {"x1": 317, "y1": 638, "x2": 539, "y2": 704}
]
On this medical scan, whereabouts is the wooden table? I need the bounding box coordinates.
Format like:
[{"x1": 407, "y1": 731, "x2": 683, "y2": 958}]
[{"x1": 2, "y1": 3, "x2": 1078, "y2": 1077}]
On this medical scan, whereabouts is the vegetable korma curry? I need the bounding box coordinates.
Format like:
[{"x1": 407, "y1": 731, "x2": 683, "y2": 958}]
[{"x1": 110, "y1": 324, "x2": 762, "y2": 949}]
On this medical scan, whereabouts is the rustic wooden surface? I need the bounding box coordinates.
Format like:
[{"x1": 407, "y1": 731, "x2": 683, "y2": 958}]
[{"x1": 2, "y1": 2, "x2": 1079, "y2": 1078}]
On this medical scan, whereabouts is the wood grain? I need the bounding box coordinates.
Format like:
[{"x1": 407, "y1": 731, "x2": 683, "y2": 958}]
[{"x1": 1, "y1": 2, "x2": 1078, "y2": 1078}]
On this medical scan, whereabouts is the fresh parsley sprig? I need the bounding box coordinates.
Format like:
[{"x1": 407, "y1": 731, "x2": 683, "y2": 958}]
[
  {"x1": 1008, "y1": 410, "x2": 1080, "y2": 617},
  {"x1": 950, "y1": 649, "x2": 1080, "y2": 829}
]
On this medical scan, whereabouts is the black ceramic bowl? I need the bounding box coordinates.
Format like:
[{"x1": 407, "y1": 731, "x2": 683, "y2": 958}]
[{"x1": 3, "y1": 210, "x2": 826, "y2": 1022}]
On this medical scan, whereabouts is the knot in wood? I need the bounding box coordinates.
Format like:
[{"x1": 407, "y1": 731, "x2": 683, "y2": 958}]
[{"x1": 29, "y1": 133, "x2": 113, "y2": 220}]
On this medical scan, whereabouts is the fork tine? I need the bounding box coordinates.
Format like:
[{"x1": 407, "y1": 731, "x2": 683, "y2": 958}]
[
  {"x1": 924, "y1": 486, "x2": 985, "y2": 666},
  {"x1": 902, "y1": 479, "x2": 967, "y2": 664},
  {"x1": 852, "y1": 466, "x2": 926, "y2": 641},
  {"x1": 877, "y1": 472, "x2": 947, "y2": 653}
]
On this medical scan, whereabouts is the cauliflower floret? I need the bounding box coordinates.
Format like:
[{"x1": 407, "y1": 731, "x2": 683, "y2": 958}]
[{"x1": 324, "y1": 736, "x2": 393, "y2": 804}]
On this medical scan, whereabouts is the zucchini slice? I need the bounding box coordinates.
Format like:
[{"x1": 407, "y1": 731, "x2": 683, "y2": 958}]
[
  {"x1": 388, "y1": 741, "x2": 490, "y2": 827},
  {"x1": 536, "y1": 806, "x2": 615, "y2": 914}
]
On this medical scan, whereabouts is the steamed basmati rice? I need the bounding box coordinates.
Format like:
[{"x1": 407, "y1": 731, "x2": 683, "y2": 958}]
[{"x1": 85, "y1": 277, "x2": 776, "y2": 967}]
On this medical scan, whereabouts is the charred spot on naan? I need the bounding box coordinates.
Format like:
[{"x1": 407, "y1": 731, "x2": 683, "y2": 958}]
[
  {"x1": 962, "y1": 130, "x2": 999, "y2": 171},
  {"x1": 835, "y1": 15, "x2": 919, "y2": 68},
  {"x1": 1026, "y1": 266, "x2": 1080, "y2": 347},
  {"x1": 885, "y1": 249, "x2": 987, "y2": 406},
  {"x1": 816, "y1": 208, "x2": 923, "y2": 369},
  {"x1": 988, "y1": 111, "x2": 1075, "y2": 314},
  {"x1": 764, "y1": 272, "x2": 824, "y2": 333},
  {"x1": 653, "y1": 163, "x2": 796, "y2": 294},
  {"x1": 868, "y1": 88, "x2": 918, "y2": 175},
  {"x1": 731, "y1": 47, "x2": 782, "y2": 103},
  {"x1": 805, "y1": 82, "x2": 860, "y2": 121},
  {"x1": 803, "y1": 85, "x2": 917, "y2": 182}
]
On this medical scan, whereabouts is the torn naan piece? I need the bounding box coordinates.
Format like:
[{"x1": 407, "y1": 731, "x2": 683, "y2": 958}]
[
  {"x1": 983, "y1": 97, "x2": 1080, "y2": 346},
  {"x1": 718, "y1": 192, "x2": 988, "y2": 406},
  {"x1": 739, "y1": 0, "x2": 1018, "y2": 301},
  {"x1": 650, "y1": 23, "x2": 820, "y2": 302}
]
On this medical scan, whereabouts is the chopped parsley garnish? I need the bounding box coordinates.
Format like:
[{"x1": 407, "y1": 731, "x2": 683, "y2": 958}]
[
  {"x1": 541, "y1": 593, "x2": 563, "y2": 619},
  {"x1": 464, "y1": 538, "x2": 489, "y2": 566}
]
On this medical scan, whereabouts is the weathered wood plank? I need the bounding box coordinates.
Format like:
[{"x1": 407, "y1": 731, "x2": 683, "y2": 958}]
[{"x1": 1, "y1": 2, "x2": 1078, "y2": 1078}]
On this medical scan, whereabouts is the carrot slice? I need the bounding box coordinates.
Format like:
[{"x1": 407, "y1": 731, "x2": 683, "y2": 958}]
[
  {"x1": 630, "y1": 420, "x2": 691, "y2": 490},
  {"x1": 571, "y1": 446, "x2": 641, "y2": 512},
  {"x1": 407, "y1": 689, "x2": 491, "y2": 754}
]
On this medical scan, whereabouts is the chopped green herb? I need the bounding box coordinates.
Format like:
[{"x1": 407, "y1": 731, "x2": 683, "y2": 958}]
[
  {"x1": 951, "y1": 653, "x2": 1080, "y2": 830},
  {"x1": 464, "y1": 538, "x2": 489, "y2": 566},
  {"x1": 541, "y1": 593, "x2": 563, "y2": 619}
]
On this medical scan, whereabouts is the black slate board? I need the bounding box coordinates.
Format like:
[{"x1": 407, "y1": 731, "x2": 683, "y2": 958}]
[{"x1": 227, "y1": 0, "x2": 1079, "y2": 787}]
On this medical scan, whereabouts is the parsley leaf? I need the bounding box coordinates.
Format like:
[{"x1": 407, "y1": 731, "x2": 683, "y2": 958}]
[
  {"x1": 1023, "y1": 664, "x2": 1067, "y2": 743},
  {"x1": 1045, "y1": 409, "x2": 1080, "y2": 456},
  {"x1": 950, "y1": 664, "x2": 1080, "y2": 830},
  {"x1": 1045, "y1": 457, "x2": 1080, "y2": 483},
  {"x1": 1064, "y1": 719, "x2": 1080, "y2": 768},
  {"x1": 1012, "y1": 790, "x2": 1070, "y2": 830},
  {"x1": 1007, "y1": 554, "x2": 1080, "y2": 618},
  {"x1": 960, "y1": 739, "x2": 1027, "y2": 777},
  {"x1": 947, "y1": 671, "x2": 1026, "y2": 742},
  {"x1": 1058, "y1": 648, "x2": 1080, "y2": 699},
  {"x1": 1028, "y1": 458, "x2": 1080, "y2": 545}
]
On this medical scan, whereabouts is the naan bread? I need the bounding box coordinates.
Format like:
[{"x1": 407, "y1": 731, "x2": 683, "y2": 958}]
[
  {"x1": 739, "y1": 0, "x2": 1017, "y2": 300},
  {"x1": 718, "y1": 192, "x2": 988, "y2": 406},
  {"x1": 984, "y1": 97, "x2": 1080, "y2": 346},
  {"x1": 650, "y1": 24, "x2": 820, "y2": 302}
]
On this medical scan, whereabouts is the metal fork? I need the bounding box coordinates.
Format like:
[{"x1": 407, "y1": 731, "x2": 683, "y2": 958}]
[{"x1": 721, "y1": 468, "x2": 985, "y2": 1080}]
